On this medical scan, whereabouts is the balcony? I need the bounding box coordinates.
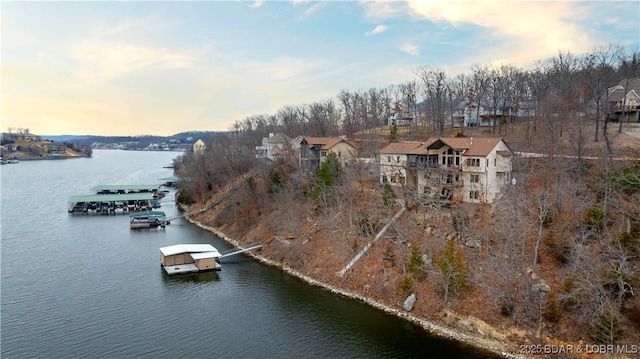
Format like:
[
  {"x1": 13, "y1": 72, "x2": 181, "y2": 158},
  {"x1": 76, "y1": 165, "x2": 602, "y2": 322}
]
[{"x1": 408, "y1": 162, "x2": 459, "y2": 170}]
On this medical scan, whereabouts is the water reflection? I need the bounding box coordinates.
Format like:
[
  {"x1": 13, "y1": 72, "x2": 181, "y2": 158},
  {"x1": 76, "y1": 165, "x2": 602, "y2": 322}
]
[{"x1": 161, "y1": 270, "x2": 220, "y2": 283}]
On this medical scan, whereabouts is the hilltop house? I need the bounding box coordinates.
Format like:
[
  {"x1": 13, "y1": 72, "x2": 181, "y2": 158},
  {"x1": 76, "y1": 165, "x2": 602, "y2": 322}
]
[
  {"x1": 379, "y1": 137, "x2": 513, "y2": 204},
  {"x1": 607, "y1": 78, "x2": 640, "y2": 122},
  {"x1": 296, "y1": 137, "x2": 358, "y2": 170},
  {"x1": 452, "y1": 99, "x2": 536, "y2": 127},
  {"x1": 255, "y1": 133, "x2": 294, "y2": 161},
  {"x1": 193, "y1": 139, "x2": 206, "y2": 155},
  {"x1": 387, "y1": 102, "x2": 416, "y2": 127}
]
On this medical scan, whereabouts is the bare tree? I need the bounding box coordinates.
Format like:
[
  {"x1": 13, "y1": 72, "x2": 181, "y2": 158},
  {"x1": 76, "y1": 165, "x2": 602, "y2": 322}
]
[
  {"x1": 527, "y1": 188, "x2": 552, "y2": 267},
  {"x1": 416, "y1": 67, "x2": 449, "y2": 135},
  {"x1": 470, "y1": 65, "x2": 492, "y2": 129},
  {"x1": 583, "y1": 44, "x2": 623, "y2": 145},
  {"x1": 526, "y1": 61, "x2": 553, "y2": 142}
]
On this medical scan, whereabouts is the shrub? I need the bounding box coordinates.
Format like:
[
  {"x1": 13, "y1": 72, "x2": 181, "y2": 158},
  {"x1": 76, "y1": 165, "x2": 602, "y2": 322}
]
[
  {"x1": 590, "y1": 310, "x2": 623, "y2": 344},
  {"x1": 613, "y1": 232, "x2": 639, "y2": 253},
  {"x1": 584, "y1": 206, "x2": 605, "y2": 232},
  {"x1": 382, "y1": 183, "x2": 394, "y2": 206},
  {"x1": 543, "y1": 292, "x2": 563, "y2": 324},
  {"x1": 176, "y1": 189, "x2": 195, "y2": 205},
  {"x1": 400, "y1": 275, "x2": 413, "y2": 291},
  {"x1": 437, "y1": 240, "x2": 469, "y2": 302},
  {"x1": 383, "y1": 246, "x2": 395, "y2": 267},
  {"x1": 356, "y1": 211, "x2": 375, "y2": 237},
  {"x1": 543, "y1": 230, "x2": 571, "y2": 264},
  {"x1": 408, "y1": 247, "x2": 427, "y2": 280}
]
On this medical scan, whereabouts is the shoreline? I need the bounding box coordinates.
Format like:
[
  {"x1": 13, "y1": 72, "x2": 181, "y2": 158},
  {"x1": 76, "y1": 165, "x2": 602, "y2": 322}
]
[{"x1": 184, "y1": 212, "x2": 526, "y2": 359}]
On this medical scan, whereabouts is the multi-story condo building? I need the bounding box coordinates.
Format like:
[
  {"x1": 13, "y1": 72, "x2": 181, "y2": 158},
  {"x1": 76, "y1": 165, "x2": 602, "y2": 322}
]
[{"x1": 379, "y1": 137, "x2": 513, "y2": 204}]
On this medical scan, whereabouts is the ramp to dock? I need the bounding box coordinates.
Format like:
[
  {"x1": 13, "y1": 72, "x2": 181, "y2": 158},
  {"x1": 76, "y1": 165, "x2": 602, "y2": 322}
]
[{"x1": 219, "y1": 244, "x2": 263, "y2": 259}]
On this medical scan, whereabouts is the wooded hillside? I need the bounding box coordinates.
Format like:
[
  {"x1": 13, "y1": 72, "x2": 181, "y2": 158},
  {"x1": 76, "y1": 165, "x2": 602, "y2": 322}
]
[{"x1": 176, "y1": 45, "x2": 640, "y2": 356}]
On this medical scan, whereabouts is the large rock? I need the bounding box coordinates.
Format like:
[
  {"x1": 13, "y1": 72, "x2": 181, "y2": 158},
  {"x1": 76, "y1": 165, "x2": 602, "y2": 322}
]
[
  {"x1": 404, "y1": 293, "x2": 417, "y2": 311},
  {"x1": 464, "y1": 238, "x2": 481, "y2": 248},
  {"x1": 532, "y1": 282, "x2": 551, "y2": 294}
]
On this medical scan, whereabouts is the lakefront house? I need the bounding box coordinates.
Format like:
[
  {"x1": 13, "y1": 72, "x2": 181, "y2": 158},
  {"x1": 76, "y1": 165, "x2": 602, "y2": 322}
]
[
  {"x1": 297, "y1": 137, "x2": 358, "y2": 170},
  {"x1": 378, "y1": 137, "x2": 513, "y2": 204}
]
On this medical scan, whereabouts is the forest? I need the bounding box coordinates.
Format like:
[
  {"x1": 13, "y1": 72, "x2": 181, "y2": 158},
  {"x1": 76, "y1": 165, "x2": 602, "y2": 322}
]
[{"x1": 175, "y1": 44, "x2": 640, "y2": 356}]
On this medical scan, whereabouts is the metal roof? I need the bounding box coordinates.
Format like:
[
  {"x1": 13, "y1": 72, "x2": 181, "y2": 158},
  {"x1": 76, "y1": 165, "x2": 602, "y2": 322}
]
[
  {"x1": 91, "y1": 184, "x2": 160, "y2": 192},
  {"x1": 190, "y1": 251, "x2": 221, "y2": 259},
  {"x1": 159, "y1": 244, "x2": 219, "y2": 257},
  {"x1": 129, "y1": 211, "x2": 166, "y2": 218},
  {"x1": 68, "y1": 193, "x2": 154, "y2": 203},
  {"x1": 158, "y1": 175, "x2": 182, "y2": 182}
]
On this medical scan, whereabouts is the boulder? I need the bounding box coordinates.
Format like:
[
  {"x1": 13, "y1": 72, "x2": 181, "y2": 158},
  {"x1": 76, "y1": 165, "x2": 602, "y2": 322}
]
[
  {"x1": 464, "y1": 239, "x2": 481, "y2": 248},
  {"x1": 532, "y1": 282, "x2": 551, "y2": 294},
  {"x1": 403, "y1": 293, "x2": 417, "y2": 311}
]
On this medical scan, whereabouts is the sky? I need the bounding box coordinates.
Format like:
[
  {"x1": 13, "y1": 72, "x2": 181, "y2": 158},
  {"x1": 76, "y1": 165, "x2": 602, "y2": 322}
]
[{"x1": 2, "y1": 1, "x2": 639, "y2": 136}]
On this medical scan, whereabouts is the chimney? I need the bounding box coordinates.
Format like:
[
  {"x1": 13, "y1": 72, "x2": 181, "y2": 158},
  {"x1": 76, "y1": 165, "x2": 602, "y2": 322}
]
[{"x1": 269, "y1": 133, "x2": 274, "y2": 137}]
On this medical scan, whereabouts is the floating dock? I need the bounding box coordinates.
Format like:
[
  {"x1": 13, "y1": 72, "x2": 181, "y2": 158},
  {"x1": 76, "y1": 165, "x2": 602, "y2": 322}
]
[
  {"x1": 160, "y1": 244, "x2": 222, "y2": 275},
  {"x1": 68, "y1": 183, "x2": 171, "y2": 214},
  {"x1": 91, "y1": 184, "x2": 161, "y2": 195},
  {"x1": 130, "y1": 211, "x2": 169, "y2": 229},
  {"x1": 68, "y1": 193, "x2": 155, "y2": 214}
]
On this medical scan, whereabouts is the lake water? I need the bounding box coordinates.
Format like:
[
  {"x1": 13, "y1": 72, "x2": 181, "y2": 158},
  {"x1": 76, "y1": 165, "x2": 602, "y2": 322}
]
[{"x1": 1, "y1": 149, "x2": 497, "y2": 358}]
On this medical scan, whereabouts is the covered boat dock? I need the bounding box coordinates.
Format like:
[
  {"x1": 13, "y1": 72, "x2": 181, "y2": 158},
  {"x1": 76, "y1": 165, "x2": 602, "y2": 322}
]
[
  {"x1": 130, "y1": 210, "x2": 168, "y2": 229},
  {"x1": 91, "y1": 184, "x2": 162, "y2": 195},
  {"x1": 160, "y1": 244, "x2": 221, "y2": 275},
  {"x1": 68, "y1": 193, "x2": 155, "y2": 214}
]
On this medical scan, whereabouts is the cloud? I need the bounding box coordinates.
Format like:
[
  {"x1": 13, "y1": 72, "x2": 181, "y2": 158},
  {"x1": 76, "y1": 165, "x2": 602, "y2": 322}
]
[
  {"x1": 299, "y1": 2, "x2": 325, "y2": 19},
  {"x1": 401, "y1": 41, "x2": 419, "y2": 56},
  {"x1": 249, "y1": 1, "x2": 265, "y2": 9},
  {"x1": 71, "y1": 43, "x2": 194, "y2": 80},
  {"x1": 366, "y1": 24, "x2": 388, "y2": 36},
  {"x1": 359, "y1": 0, "x2": 406, "y2": 18},
  {"x1": 405, "y1": 0, "x2": 593, "y2": 66}
]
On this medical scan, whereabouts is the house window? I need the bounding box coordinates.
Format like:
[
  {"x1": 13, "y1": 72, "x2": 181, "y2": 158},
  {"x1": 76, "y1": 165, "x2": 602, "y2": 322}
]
[
  {"x1": 470, "y1": 191, "x2": 479, "y2": 200},
  {"x1": 494, "y1": 158, "x2": 497, "y2": 166},
  {"x1": 387, "y1": 156, "x2": 391, "y2": 163},
  {"x1": 397, "y1": 156, "x2": 400, "y2": 163},
  {"x1": 321, "y1": 150, "x2": 327, "y2": 157},
  {"x1": 466, "y1": 158, "x2": 480, "y2": 167},
  {"x1": 443, "y1": 148, "x2": 454, "y2": 166},
  {"x1": 338, "y1": 151, "x2": 341, "y2": 158},
  {"x1": 382, "y1": 175, "x2": 388, "y2": 183},
  {"x1": 470, "y1": 174, "x2": 480, "y2": 183}
]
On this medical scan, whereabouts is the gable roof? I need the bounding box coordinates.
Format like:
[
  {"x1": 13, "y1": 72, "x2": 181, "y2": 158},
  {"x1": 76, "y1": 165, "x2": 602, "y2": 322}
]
[
  {"x1": 379, "y1": 138, "x2": 439, "y2": 155},
  {"x1": 463, "y1": 138, "x2": 506, "y2": 156},
  {"x1": 427, "y1": 138, "x2": 472, "y2": 152},
  {"x1": 383, "y1": 137, "x2": 509, "y2": 157},
  {"x1": 264, "y1": 133, "x2": 292, "y2": 144},
  {"x1": 608, "y1": 78, "x2": 640, "y2": 102},
  {"x1": 304, "y1": 137, "x2": 357, "y2": 150}
]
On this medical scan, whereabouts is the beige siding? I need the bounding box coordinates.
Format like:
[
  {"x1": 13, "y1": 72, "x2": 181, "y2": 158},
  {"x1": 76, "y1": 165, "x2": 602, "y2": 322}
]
[{"x1": 196, "y1": 258, "x2": 216, "y2": 270}]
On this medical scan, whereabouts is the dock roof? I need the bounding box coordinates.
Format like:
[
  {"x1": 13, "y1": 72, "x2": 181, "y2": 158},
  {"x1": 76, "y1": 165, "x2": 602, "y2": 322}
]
[
  {"x1": 190, "y1": 251, "x2": 222, "y2": 259},
  {"x1": 159, "y1": 244, "x2": 219, "y2": 257},
  {"x1": 68, "y1": 193, "x2": 154, "y2": 203},
  {"x1": 158, "y1": 175, "x2": 182, "y2": 182},
  {"x1": 91, "y1": 184, "x2": 160, "y2": 192},
  {"x1": 129, "y1": 210, "x2": 166, "y2": 218}
]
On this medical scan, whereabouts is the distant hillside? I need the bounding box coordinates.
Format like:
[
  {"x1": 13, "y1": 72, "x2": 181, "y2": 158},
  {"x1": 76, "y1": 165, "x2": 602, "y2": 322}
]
[{"x1": 41, "y1": 131, "x2": 229, "y2": 145}]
